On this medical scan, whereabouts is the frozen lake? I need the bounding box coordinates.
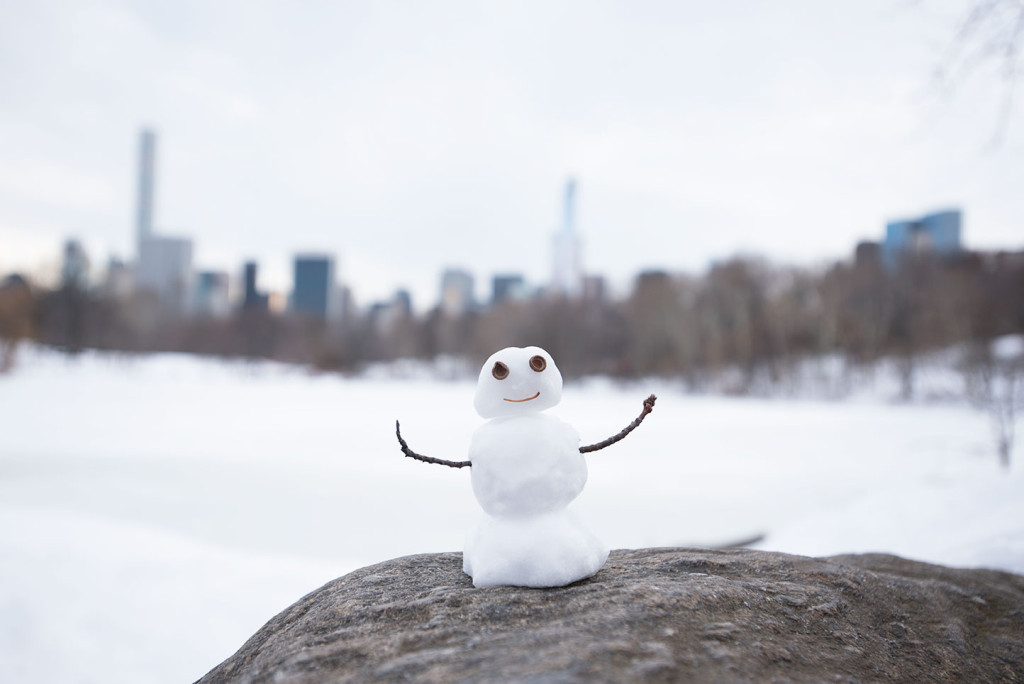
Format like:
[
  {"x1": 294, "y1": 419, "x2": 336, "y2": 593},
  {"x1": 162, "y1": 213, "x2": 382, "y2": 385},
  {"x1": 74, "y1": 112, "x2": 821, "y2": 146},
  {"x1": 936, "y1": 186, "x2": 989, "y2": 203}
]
[{"x1": 1, "y1": 348, "x2": 1021, "y2": 683}]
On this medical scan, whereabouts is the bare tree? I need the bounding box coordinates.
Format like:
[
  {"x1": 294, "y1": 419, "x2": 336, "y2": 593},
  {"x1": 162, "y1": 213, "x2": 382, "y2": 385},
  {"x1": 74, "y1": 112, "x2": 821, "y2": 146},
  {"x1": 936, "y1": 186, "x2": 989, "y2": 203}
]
[
  {"x1": 963, "y1": 337, "x2": 1023, "y2": 468},
  {"x1": 0, "y1": 275, "x2": 35, "y2": 373}
]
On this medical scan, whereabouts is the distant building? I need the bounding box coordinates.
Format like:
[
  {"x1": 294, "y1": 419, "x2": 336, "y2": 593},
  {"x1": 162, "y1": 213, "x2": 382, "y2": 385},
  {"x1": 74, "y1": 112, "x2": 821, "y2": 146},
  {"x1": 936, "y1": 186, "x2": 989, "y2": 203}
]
[
  {"x1": 244, "y1": 261, "x2": 258, "y2": 302},
  {"x1": 242, "y1": 261, "x2": 269, "y2": 312},
  {"x1": 137, "y1": 236, "x2": 193, "y2": 312},
  {"x1": 393, "y1": 289, "x2": 413, "y2": 318},
  {"x1": 883, "y1": 209, "x2": 962, "y2": 267},
  {"x1": 369, "y1": 289, "x2": 413, "y2": 334},
  {"x1": 551, "y1": 178, "x2": 583, "y2": 297},
  {"x1": 633, "y1": 270, "x2": 672, "y2": 294},
  {"x1": 193, "y1": 271, "x2": 231, "y2": 318},
  {"x1": 440, "y1": 268, "x2": 474, "y2": 315},
  {"x1": 1, "y1": 273, "x2": 31, "y2": 295},
  {"x1": 61, "y1": 239, "x2": 90, "y2": 289},
  {"x1": 136, "y1": 130, "x2": 156, "y2": 258},
  {"x1": 367, "y1": 301, "x2": 393, "y2": 330},
  {"x1": 132, "y1": 128, "x2": 194, "y2": 312},
  {"x1": 103, "y1": 257, "x2": 134, "y2": 300},
  {"x1": 336, "y1": 285, "x2": 355, "y2": 323},
  {"x1": 492, "y1": 274, "x2": 526, "y2": 305},
  {"x1": 292, "y1": 255, "x2": 334, "y2": 318},
  {"x1": 854, "y1": 241, "x2": 882, "y2": 268},
  {"x1": 582, "y1": 274, "x2": 607, "y2": 302}
]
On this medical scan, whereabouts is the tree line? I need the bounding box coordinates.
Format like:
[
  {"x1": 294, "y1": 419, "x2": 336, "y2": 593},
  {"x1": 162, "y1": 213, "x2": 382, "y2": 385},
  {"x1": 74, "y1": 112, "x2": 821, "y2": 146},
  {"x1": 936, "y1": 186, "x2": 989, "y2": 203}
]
[{"x1": 2, "y1": 250, "x2": 1023, "y2": 393}]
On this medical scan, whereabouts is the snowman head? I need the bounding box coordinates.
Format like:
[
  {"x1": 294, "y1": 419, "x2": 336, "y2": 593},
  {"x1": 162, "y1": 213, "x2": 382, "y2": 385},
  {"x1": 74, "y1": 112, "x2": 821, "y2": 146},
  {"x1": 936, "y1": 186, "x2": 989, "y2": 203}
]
[{"x1": 474, "y1": 346, "x2": 563, "y2": 418}]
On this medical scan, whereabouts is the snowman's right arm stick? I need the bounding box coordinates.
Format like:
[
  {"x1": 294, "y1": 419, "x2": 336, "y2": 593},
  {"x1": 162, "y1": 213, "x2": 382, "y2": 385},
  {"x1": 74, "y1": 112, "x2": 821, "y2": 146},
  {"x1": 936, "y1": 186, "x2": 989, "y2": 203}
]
[
  {"x1": 395, "y1": 420, "x2": 472, "y2": 468},
  {"x1": 579, "y1": 394, "x2": 657, "y2": 454}
]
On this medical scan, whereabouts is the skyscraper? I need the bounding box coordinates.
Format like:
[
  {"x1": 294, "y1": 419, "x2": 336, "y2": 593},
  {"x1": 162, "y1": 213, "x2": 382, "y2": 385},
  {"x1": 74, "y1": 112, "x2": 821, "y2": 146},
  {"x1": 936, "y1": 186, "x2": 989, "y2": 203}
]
[
  {"x1": 136, "y1": 129, "x2": 156, "y2": 258},
  {"x1": 882, "y1": 209, "x2": 963, "y2": 267},
  {"x1": 193, "y1": 271, "x2": 231, "y2": 318},
  {"x1": 61, "y1": 239, "x2": 90, "y2": 289},
  {"x1": 133, "y1": 128, "x2": 194, "y2": 313},
  {"x1": 242, "y1": 261, "x2": 269, "y2": 312},
  {"x1": 137, "y1": 236, "x2": 193, "y2": 312},
  {"x1": 551, "y1": 178, "x2": 582, "y2": 297},
  {"x1": 492, "y1": 274, "x2": 526, "y2": 305},
  {"x1": 292, "y1": 255, "x2": 334, "y2": 318},
  {"x1": 440, "y1": 268, "x2": 474, "y2": 315}
]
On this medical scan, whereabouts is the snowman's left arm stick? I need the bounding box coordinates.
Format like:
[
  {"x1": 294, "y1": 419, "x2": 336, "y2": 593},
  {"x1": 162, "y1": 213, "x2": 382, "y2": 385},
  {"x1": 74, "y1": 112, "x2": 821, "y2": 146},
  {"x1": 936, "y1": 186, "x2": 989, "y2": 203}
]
[
  {"x1": 579, "y1": 394, "x2": 657, "y2": 454},
  {"x1": 395, "y1": 420, "x2": 472, "y2": 468}
]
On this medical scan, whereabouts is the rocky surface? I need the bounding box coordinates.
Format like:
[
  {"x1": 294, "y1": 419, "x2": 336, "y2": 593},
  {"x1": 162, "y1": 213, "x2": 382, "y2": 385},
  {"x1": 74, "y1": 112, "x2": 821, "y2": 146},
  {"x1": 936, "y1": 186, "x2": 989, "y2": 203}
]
[{"x1": 198, "y1": 548, "x2": 1024, "y2": 683}]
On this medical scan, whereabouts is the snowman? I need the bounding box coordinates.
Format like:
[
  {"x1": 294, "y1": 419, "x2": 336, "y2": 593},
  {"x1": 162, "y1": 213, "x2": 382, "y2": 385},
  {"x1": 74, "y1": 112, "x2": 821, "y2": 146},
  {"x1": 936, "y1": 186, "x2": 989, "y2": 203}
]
[{"x1": 396, "y1": 345, "x2": 656, "y2": 588}]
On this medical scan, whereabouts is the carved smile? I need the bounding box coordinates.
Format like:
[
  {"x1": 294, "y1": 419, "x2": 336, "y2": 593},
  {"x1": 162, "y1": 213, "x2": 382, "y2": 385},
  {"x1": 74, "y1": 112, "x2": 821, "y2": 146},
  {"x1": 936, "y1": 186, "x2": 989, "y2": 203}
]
[{"x1": 503, "y1": 392, "x2": 540, "y2": 403}]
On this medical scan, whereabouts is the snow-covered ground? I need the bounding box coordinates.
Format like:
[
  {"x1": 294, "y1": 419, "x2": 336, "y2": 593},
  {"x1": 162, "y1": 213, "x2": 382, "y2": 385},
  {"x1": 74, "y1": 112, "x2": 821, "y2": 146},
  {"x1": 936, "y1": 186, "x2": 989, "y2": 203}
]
[{"x1": 0, "y1": 347, "x2": 1021, "y2": 683}]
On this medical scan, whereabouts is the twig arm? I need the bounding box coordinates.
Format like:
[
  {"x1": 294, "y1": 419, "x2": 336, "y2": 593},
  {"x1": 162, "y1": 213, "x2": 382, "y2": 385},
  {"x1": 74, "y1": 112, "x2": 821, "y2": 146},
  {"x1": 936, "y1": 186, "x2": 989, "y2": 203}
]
[
  {"x1": 396, "y1": 420, "x2": 471, "y2": 468},
  {"x1": 579, "y1": 394, "x2": 657, "y2": 454}
]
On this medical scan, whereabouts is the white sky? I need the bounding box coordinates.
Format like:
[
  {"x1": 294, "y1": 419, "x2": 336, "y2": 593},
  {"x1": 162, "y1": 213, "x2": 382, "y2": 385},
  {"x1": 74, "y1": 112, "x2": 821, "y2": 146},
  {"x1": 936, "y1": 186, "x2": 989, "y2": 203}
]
[{"x1": 0, "y1": 0, "x2": 1021, "y2": 310}]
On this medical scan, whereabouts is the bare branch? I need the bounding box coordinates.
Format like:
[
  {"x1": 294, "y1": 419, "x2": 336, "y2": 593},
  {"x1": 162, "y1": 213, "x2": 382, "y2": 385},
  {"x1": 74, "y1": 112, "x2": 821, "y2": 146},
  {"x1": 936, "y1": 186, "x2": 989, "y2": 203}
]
[
  {"x1": 580, "y1": 394, "x2": 657, "y2": 454},
  {"x1": 395, "y1": 420, "x2": 471, "y2": 468},
  {"x1": 931, "y1": 0, "x2": 1024, "y2": 144},
  {"x1": 989, "y1": 3, "x2": 1024, "y2": 144}
]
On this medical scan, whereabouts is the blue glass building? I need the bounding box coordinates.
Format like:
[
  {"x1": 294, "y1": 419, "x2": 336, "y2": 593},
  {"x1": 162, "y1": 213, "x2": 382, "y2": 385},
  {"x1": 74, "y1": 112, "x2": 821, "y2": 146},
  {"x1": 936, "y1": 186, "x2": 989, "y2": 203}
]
[
  {"x1": 883, "y1": 210, "x2": 962, "y2": 267},
  {"x1": 292, "y1": 256, "x2": 334, "y2": 317},
  {"x1": 492, "y1": 274, "x2": 526, "y2": 305}
]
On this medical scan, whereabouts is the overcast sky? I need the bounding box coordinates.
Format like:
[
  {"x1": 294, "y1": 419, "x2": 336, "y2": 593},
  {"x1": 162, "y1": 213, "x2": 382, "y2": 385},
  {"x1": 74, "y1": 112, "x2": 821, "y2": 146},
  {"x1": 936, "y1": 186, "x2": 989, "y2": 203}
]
[{"x1": 1, "y1": 0, "x2": 1021, "y2": 309}]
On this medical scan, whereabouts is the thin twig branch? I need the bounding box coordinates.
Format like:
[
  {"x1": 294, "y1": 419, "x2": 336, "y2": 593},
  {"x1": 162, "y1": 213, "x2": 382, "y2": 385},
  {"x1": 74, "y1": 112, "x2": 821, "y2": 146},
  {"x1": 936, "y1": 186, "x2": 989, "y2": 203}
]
[
  {"x1": 580, "y1": 394, "x2": 657, "y2": 454},
  {"x1": 395, "y1": 420, "x2": 471, "y2": 468},
  {"x1": 931, "y1": 0, "x2": 1024, "y2": 145}
]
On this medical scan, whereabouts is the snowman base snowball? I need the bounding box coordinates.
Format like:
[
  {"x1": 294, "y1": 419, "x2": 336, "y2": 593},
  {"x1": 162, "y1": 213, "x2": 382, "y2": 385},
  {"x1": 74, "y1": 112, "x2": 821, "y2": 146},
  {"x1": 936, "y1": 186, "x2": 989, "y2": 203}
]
[{"x1": 464, "y1": 509, "x2": 608, "y2": 587}]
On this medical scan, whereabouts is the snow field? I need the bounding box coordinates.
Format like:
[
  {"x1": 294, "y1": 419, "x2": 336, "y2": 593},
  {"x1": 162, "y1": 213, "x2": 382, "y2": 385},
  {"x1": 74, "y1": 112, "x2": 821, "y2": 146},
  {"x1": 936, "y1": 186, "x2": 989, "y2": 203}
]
[{"x1": 0, "y1": 347, "x2": 1020, "y2": 683}]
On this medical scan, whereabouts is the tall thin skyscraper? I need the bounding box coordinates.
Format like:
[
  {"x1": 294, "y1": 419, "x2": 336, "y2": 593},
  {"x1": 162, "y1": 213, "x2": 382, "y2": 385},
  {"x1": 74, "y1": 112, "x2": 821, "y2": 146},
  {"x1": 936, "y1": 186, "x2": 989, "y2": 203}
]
[
  {"x1": 563, "y1": 178, "x2": 576, "y2": 235},
  {"x1": 136, "y1": 129, "x2": 156, "y2": 258},
  {"x1": 551, "y1": 177, "x2": 582, "y2": 297},
  {"x1": 133, "y1": 127, "x2": 195, "y2": 313}
]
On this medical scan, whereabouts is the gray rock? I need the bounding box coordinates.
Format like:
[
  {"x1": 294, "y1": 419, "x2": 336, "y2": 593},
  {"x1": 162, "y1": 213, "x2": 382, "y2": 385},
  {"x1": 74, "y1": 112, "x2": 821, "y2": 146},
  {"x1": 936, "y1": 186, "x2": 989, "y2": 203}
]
[{"x1": 197, "y1": 548, "x2": 1024, "y2": 683}]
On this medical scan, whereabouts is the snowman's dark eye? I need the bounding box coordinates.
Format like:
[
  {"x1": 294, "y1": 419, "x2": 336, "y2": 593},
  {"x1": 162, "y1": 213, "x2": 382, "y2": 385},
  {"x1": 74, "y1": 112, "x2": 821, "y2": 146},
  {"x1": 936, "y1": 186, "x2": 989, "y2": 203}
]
[
  {"x1": 529, "y1": 355, "x2": 547, "y2": 372},
  {"x1": 492, "y1": 361, "x2": 510, "y2": 380}
]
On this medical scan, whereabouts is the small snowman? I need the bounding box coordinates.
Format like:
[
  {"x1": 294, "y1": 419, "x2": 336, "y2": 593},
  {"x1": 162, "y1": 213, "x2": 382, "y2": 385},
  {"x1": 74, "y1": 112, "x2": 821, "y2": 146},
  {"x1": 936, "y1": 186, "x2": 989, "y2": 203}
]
[{"x1": 397, "y1": 345, "x2": 656, "y2": 588}]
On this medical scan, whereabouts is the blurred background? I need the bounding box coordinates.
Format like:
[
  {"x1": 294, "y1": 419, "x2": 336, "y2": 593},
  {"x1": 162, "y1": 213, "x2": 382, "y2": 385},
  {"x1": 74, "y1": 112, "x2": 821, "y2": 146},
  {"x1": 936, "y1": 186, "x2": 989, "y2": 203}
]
[{"x1": 1, "y1": 0, "x2": 1022, "y2": 682}]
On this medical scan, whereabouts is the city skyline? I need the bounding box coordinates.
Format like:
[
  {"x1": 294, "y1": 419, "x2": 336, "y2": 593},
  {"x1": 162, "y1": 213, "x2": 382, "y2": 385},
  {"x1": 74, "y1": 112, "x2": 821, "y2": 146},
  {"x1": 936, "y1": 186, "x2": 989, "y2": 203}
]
[
  {"x1": 0, "y1": 125, "x2": 996, "y2": 320},
  {"x1": 1, "y1": 1, "x2": 1021, "y2": 310},
  {"x1": 113, "y1": 128, "x2": 599, "y2": 314},
  {"x1": 1, "y1": 126, "x2": 1000, "y2": 317}
]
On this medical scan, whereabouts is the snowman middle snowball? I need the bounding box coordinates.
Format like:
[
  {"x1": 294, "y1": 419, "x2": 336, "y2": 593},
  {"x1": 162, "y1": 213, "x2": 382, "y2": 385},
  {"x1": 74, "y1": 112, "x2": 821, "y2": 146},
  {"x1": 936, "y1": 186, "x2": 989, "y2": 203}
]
[{"x1": 463, "y1": 346, "x2": 608, "y2": 588}]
